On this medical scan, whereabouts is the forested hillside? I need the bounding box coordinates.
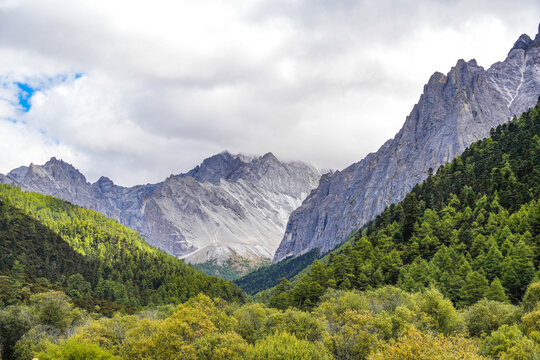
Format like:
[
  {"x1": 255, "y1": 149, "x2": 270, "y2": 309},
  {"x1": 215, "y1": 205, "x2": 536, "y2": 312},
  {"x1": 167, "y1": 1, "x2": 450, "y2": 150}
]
[
  {"x1": 0, "y1": 185, "x2": 245, "y2": 309},
  {"x1": 235, "y1": 249, "x2": 320, "y2": 295},
  {"x1": 265, "y1": 99, "x2": 540, "y2": 310}
]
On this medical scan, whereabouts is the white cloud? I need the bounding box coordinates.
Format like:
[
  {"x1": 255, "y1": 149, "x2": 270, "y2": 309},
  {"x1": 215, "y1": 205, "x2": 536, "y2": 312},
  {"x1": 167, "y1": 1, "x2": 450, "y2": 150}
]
[{"x1": 0, "y1": 0, "x2": 538, "y2": 185}]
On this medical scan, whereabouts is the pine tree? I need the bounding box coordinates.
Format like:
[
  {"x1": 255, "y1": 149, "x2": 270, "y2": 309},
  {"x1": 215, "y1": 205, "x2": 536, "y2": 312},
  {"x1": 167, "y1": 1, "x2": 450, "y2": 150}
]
[
  {"x1": 484, "y1": 243, "x2": 503, "y2": 281},
  {"x1": 484, "y1": 278, "x2": 508, "y2": 303},
  {"x1": 402, "y1": 193, "x2": 421, "y2": 241},
  {"x1": 502, "y1": 241, "x2": 535, "y2": 302},
  {"x1": 460, "y1": 271, "x2": 488, "y2": 307},
  {"x1": 269, "y1": 278, "x2": 292, "y2": 310}
]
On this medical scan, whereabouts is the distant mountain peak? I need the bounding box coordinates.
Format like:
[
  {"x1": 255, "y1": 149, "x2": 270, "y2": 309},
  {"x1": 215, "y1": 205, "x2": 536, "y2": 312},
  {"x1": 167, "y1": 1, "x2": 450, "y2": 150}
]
[
  {"x1": 43, "y1": 156, "x2": 74, "y2": 169},
  {"x1": 185, "y1": 151, "x2": 243, "y2": 184},
  {"x1": 452, "y1": 58, "x2": 482, "y2": 73},
  {"x1": 262, "y1": 152, "x2": 278, "y2": 161},
  {"x1": 511, "y1": 34, "x2": 533, "y2": 52},
  {"x1": 96, "y1": 175, "x2": 113, "y2": 183},
  {"x1": 42, "y1": 157, "x2": 76, "y2": 171},
  {"x1": 510, "y1": 24, "x2": 540, "y2": 53},
  {"x1": 1, "y1": 151, "x2": 324, "y2": 271}
]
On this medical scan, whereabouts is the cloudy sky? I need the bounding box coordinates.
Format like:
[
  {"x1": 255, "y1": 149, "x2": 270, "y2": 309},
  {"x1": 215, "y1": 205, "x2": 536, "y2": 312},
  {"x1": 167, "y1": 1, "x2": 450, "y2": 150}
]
[{"x1": 0, "y1": 0, "x2": 538, "y2": 186}]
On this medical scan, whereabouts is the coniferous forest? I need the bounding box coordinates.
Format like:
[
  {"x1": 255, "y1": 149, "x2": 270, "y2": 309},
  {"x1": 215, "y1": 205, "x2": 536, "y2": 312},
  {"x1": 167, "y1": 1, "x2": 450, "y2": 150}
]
[
  {"x1": 260, "y1": 99, "x2": 540, "y2": 312},
  {"x1": 2, "y1": 102, "x2": 540, "y2": 359},
  {"x1": 0, "y1": 184, "x2": 245, "y2": 310}
]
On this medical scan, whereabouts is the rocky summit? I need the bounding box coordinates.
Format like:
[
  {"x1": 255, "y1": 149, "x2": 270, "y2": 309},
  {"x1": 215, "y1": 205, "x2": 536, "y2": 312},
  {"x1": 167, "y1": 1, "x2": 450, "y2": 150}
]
[
  {"x1": 273, "y1": 25, "x2": 540, "y2": 262},
  {"x1": 0, "y1": 152, "x2": 323, "y2": 269}
]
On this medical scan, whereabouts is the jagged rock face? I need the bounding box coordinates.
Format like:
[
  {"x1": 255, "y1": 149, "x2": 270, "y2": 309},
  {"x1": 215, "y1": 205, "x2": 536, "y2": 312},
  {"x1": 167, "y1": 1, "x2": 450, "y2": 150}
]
[
  {"x1": 0, "y1": 152, "x2": 323, "y2": 265},
  {"x1": 274, "y1": 27, "x2": 540, "y2": 262}
]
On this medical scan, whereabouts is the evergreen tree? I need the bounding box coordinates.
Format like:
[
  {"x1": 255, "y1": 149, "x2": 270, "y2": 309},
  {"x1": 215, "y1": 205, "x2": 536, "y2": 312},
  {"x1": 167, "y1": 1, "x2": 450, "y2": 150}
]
[
  {"x1": 269, "y1": 278, "x2": 292, "y2": 310},
  {"x1": 502, "y1": 241, "x2": 535, "y2": 302},
  {"x1": 484, "y1": 243, "x2": 503, "y2": 280},
  {"x1": 484, "y1": 278, "x2": 508, "y2": 303},
  {"x1": 460, "y1": 271, "x2": 489, "y2": 307}
]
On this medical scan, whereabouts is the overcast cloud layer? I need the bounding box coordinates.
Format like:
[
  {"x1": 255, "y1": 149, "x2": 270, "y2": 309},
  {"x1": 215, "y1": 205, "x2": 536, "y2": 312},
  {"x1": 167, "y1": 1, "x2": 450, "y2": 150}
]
[{"x1": 0, "y1": 0, "x2": 538, "y2": 186}]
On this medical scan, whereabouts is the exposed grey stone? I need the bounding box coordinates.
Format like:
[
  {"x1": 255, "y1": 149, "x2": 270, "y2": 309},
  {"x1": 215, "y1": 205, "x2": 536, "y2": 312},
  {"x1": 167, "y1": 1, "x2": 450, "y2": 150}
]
[
  {"x1": 1, "y1": 152, "x2": 323, "y2": 266},
  {"x1": 274, "y1": 26, "x2": 540, "y2": 262}
]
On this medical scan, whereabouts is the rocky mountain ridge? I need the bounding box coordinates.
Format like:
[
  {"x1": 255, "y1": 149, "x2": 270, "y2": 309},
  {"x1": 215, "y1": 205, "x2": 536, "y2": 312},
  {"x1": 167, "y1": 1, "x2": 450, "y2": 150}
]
[
  {"x1": 1, "y1": 152, "x2": 323, "y2": 268},
  {"x1": 273, "y1": 25, "x2": 540, "y2": 262}
]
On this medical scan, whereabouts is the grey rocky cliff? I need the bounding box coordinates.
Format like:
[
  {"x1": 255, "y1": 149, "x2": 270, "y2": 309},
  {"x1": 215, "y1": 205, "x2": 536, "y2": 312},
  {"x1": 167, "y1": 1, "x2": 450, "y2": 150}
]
[
  {"x1": 274, "y1": 26, "x2": 540, "y2": 262},
  {"x1": 0, "y1": 152, "x2": 323, "y2": 265}
]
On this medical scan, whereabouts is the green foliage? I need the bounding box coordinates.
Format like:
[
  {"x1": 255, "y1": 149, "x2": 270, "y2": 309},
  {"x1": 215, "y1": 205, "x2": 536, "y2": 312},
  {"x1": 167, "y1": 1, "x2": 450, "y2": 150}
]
[
  {"x1": 232, "y1": 302, "x2": 280, "y2": 344},
  {"x1": 192, "y1": 332, "x2": 248, "y2": 360},
  {"x1": 192, "y1": 258, "x2": 270, "y2": 281},
  {"x1": 268, "y1": 278, "x2": 292, "y2": 310},
  {"x1": 0, "y1": 185, "x2": 246, "y2": 307},
  {"x1": 480, "y1": 324, "x2": 539, "y2": 358},
  {"x1": 484, "y1": 278, "x2": 509, "y2": 303},
  {"x1": 247, "y1": 331, "x2": 332, "y2": 360},
  {"x1": 12, "y1": 325, "x2": 58, "y2": 360},
  {"x1": 268, "y1": 100, "x2": 540, "y2": 309},
  {"x1": 9, "y1": 284, "x2": 540, "y2": 360},
  {"x1": 523, "y1": 281, "x2": 540, "y2": 313},
  {"x1": 411, "y1": 287, "x2": 463, "y2": 335},
  {"x1": 235, "y1": 249, "x2": 321, "y2": 295},
  {"x1": 369, "y1": 326, "x2": 488, "y2": 360},
  {"x1": 29, "y1": 291, "x2": 83, "y2": 332},
  {"x1": 0, "y1": 306, "x2": 35, "y2": 360},
  {"x1": 0, "y1": 290, "x2": 90, "y2": 360},
  {"x1": 323, "y1": 309, "x2": 385, "y2": 359},
  {"x1": 463, "y1": 299, "x2": 519, "y2": 337},
  {"x1": 71, "y1": 314, "x2": 139, "y2": 355},
  {"x1": 37, "y1": 337, "x2": 118, "y2": 360},
  {"x1": 0, "y1": 202, "x2": 96, "y2": 307},
  {"x1": 522, "y1": 310, "x2": 540, "y2": 335},
  {"x1": 66, "y1": 274, "x2": 91, "y2": 299},
  {"x1": 459, "y1": 271, "x2": 489, "y2": 307}
]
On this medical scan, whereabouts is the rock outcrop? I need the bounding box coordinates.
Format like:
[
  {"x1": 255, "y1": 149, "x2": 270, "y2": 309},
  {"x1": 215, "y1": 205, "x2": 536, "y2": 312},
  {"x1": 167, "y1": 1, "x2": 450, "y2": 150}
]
[
  {"x1": 1, "y1": 152, "x2": 323, "y2": 266},
  {"x1": 274, "y1": 25, "x2": 540, "y2": 262}
]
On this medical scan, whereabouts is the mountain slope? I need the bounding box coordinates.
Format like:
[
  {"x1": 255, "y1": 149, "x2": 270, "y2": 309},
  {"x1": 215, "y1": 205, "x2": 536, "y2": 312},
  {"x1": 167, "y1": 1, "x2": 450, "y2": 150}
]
[
  {"x1": 0, "y1": 184, "x2": 246, "y2": 307},
  {"x1": 274, "y1": 25, "x2": 540, "y2": 262},
  {"x1": 234, "y1": 248, "x2": 321, "y2": 295},
  {"x1": 0, "y1": 152, "x2": 323, "y2": 272},
  {"x1": 268, "y1": 100, "x2": 540, "y2": 309}
]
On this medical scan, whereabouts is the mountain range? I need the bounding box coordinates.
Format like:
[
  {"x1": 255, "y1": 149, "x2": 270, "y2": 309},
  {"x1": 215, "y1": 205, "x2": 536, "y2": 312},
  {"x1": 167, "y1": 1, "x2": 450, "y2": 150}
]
[
  {"x1": 273, "y1": 24, "x2": 540, "y2": 262},
  {"x1": 0, "y1": 152, "x2": 323, "y2": 274},
  {"x1": 3, "y1": 25, "x2": 540, "y2": 280}
]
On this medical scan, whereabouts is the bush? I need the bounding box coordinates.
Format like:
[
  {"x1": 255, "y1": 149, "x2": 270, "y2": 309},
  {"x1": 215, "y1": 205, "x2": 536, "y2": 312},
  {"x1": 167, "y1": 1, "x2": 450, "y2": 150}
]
[
  {"x1": 233, "y1": 303, "x2": 279, "y2": 344},
  {"x1": 29, "y1": 291, "x2": 83, "y2": 333},
  {"x1": 71, "y1": 314, "x2": 139, "y2": 355},
  {"x1": 523, "y1": 310, "x2": 540, "y2": 335},
  {"x1": 324, "y1": 310, "x2": 385, "y2": 360},
  {"x1": 276, "y1": 308, "x2": 327, "y2": 342},
  {"x1": 412, "y1": 288, "x2": 464, "y2": 335},
  {"x1": 36, "y1": 338, "x2": 117, "y2": 360},
  {"x1": 523, "y1": 282, "x2": 540, "y2": 313},
  {"x1": 499, "y1": 338, "x2": 540, "y2": 360},
  {"x1": 247, "y1": 331, "x2": 331, "y2": 360},
  {"x1": 193, "y1": 332, "x2": 248, "y2": 360},
  {"x1": 480, "y1": 324, "x2": 529, "y2": 358},
  {"x1": 0, "y1": 305, "x2": 35, "y2": 360},
  {"x1": 464, "y1": 299, "x2": 519, "y2": 337},
  {"x1": 13, "y1": 325, "x2": 59, "y2": 360},
  {"x1": 369, "y1": 326, "x2": 486, "y2": 360}
]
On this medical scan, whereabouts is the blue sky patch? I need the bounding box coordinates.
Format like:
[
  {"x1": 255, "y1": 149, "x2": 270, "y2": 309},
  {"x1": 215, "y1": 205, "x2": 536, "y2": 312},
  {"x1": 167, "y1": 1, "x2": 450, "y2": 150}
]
[
  {"x1": 15, "y1": 82, "x2": 37, "y2": 112},
  {"x1": 11, "y1": 73, "x2": 85, "y2": 113}
]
